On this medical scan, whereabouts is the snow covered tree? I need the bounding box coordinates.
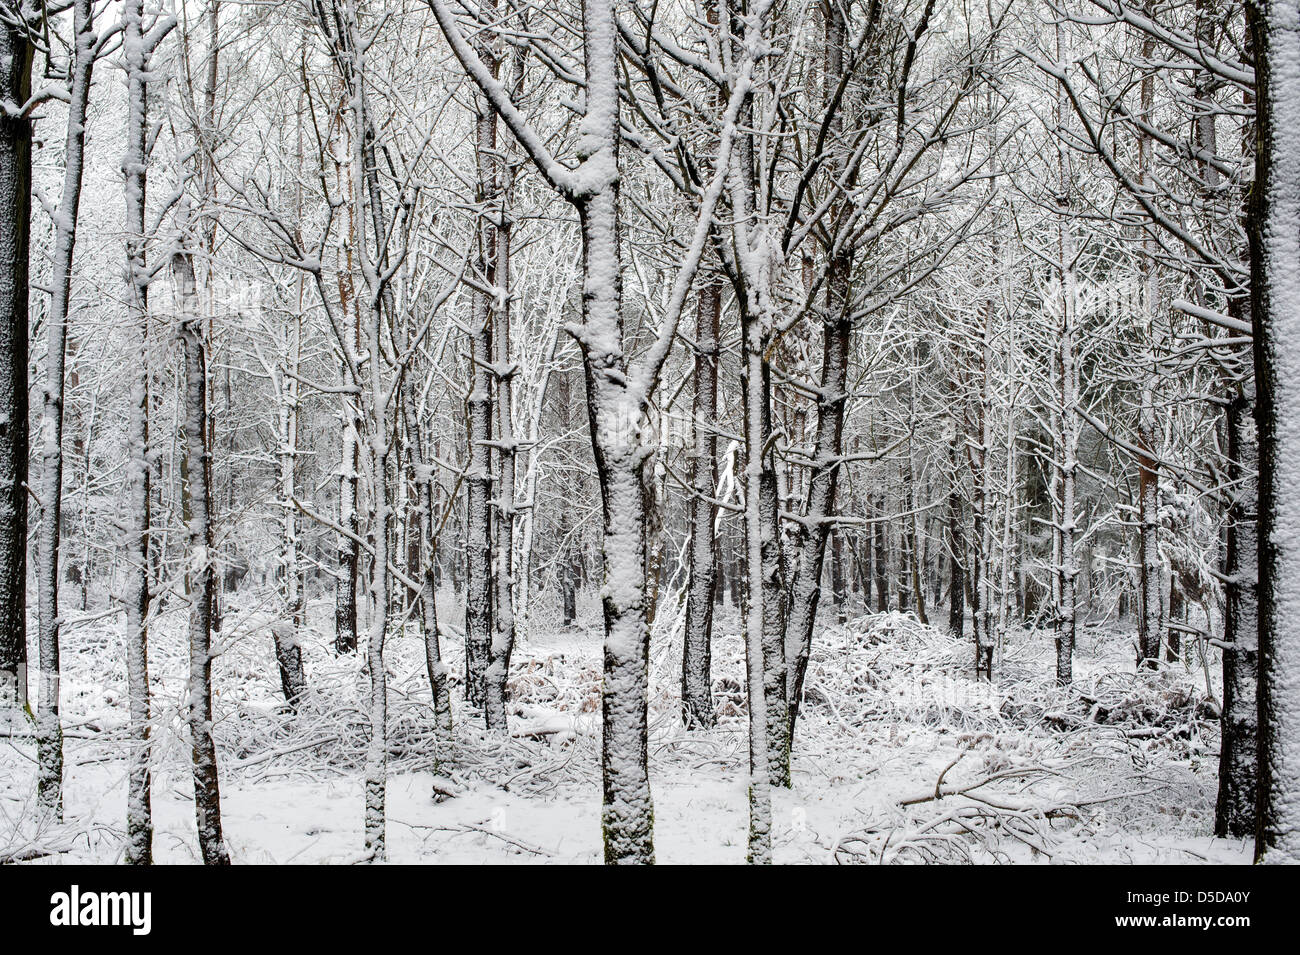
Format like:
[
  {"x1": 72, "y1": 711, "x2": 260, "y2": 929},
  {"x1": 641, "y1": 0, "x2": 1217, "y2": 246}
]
[
  {"x1": 0, "y1": 1, "x2": 33, "y2": 724},
  {"x1": 119, "y1": 0, "x2": 174, "y2": 865},
  {"x1": 1247, "y1": 0, "x2": 1300, "y2": 865}
]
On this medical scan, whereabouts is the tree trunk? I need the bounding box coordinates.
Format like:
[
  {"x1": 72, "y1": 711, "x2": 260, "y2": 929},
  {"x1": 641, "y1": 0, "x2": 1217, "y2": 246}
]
[
  {"x1": 1135, "y1": 38, "x2": 1163, "y2": 671},
  {"x1": 577, "y1": 209, "x2": 656, "y2": 865},
  {"x1": 1165, "y1": 578, "x2": 1184, "y2": 662},
  {"x1": 1216, "y1": 382, "x2": 1258, "y2": 838},
  {"x1": 486, "y1": 49, "x2": 523, "y2": 729},
  {"x1": 274, "y1": 304, "x2": 307, "y2": 708},
  {"x1": 174, "y1": 252, "x2": 229, "y2": 865},
  {"x1": 420, "y1": 466, "x2": 454, "y2": 738},
  {"x1": 0, "y1": 14, "x2": 31, "y2": 722},
  {"x1": 947, "y1": 428, "x2": 965, "y2": 637},
  {"x1": 682, "y1": 274, "x2": 721, "y2": 728},
  {"x1": 34, "y1": 0, "x2": 95, "y2": 815},
  {"x1": 334, "y1": 200, "x2": 359, "y2": 656},
  {"x1": 905, "y1": 452, "x2": 928, "y2": 626},
  {"x1": 968, "y1": 309, "x2": 993, "y2": 679},
  {"x1": 335, "y1": 330, "x2": 360, "y2": 653},
  {"x1": 1247, "y1": 0, "x2": 1300, "y2": 863},
  {"x1": 873, "y1": 498, "x2": 889, "y2": 612},
  {"x1": 361, "y1": 383, "x2": 390, "y2": 859},
  {"x1": 1052, "y1": 21, "x2": 1078, "y2": 687},
  {"x1": 784, "y1": 283, "x2": 851, "y2": 745},
  {"x1": 740, "y1": 315, "x2": 775, "y2": 860},
  {"x1": 121, "y1": 0, "x2": 154, "y2": 864},
  {"x1": 463, "y1": 91, "x2": 497, "y2": 714},
  {"x1": 1136, "y1": 395, "x2": 1163, "y2": 668},
  {"x1": 832, "y1": 535, "x2": 848, "y2": 624},
  {"x1": 1055, "y1": 284, "x2": 1079, "y2": 686}
]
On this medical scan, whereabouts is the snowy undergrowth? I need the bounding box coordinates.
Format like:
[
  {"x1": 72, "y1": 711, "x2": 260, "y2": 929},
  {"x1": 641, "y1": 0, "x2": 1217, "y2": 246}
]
[
  {"x1": 0, "y1": 593, "x2": 1250, "y2": 864},
  {"x1": 790, "y1": 614, "x2": 1233, "y2": 863}
]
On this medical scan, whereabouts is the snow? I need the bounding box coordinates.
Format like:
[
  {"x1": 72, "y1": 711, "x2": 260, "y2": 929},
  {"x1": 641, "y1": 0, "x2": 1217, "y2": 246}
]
[{"x1": 0, "y1": 594, "x2": 1250, "y2": 865}]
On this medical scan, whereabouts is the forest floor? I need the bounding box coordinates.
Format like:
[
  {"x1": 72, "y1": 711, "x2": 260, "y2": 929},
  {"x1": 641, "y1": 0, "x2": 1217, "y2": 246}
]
[{"x1": 1, "y1": 592, "x2": 1252, "y2": 864}]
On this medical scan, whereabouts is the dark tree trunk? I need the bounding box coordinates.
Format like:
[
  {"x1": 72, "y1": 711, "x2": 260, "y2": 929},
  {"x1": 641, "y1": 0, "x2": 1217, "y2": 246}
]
[
  {"x1": 1216, "y1": 382, "x2": 1258, "y2": 838},
  {"x1": 1247, "y1": 0, "x2": 1300, "y2": 863},
  {"x1": 682, "y1": 275, "x2": 721, "y2": 728},
  {"x1": 784, "y1": 280, "x2": 851, "y2": 745},
  {"x1": 904, "y1": 461, "x2": 927, "y2": 624},
  {"x1": 175, "y1": 252, "x2": 229, "y2": 866},
  {"x1": 947, "y1": 441, "x2": 965, "y2": 637},
  {"x1": 1166, "y1": 578, "x2": 1183, "y2": 663},
  {"x1": 873, "y1": 498, "x2": 889, "y2": 612},
  {"x1": 121, "y1": 0, "x2": 154, "y2": 863},
  {"x1": 832, "y1": 535, "x2": 848, "y2": 624},
  {"x1": 463, "y1": 91, "x2": 497, "y2": 713},
  {"x1": 1136, "y1": 421, "x2": 1162, "y2": 669},
  {"x1": 421, "y1": 479, "x2": 454, "y2": 738},
  {"x1": 0, "y1": 18, "x2": 31, "y2": 718}
]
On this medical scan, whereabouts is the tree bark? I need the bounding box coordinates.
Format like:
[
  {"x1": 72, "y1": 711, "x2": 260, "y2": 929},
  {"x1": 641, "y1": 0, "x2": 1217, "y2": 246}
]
[
  {"x1": 784, "y1": 272, "x2": 851, "y2": 744},
  {"x1": 967, "y1": 303, "x2": 993, "y2": 679},
  {"x1": 464, "y1": 83, "x2": 498, "y2": 715},
  {"x1": 576, "y1": 194, "x2": 656, "y2": 863},
  {"x1": 1052, "y1": 20, "x2": 1078, "y2": 687},
  {"x1": 1135, "y1": 34, "x2": 1163, "y2": 671},
  {"x1": 121, "y1": 0, "x2": 155, "y2": 864},
  {"x1": 1136, "y1": 392, "x2": 1163, "y2": 668},
  {"x1": 1247, "y1": 0, "x2": 1300, "y2": 864},
  {"x1": 0, "y1": 11, "x2": 31, "y2": 722},
  {"x1": 274, "y1": 313, "x2": 307, "y2": 707},
  {"x1": 872, "y1": 497, "x2": 889, "y2": 612},
  {"x1": 35, "y1": 0, "x2": 96, "y2": 816},
  {"x1": 905, "y1": 448, "x2": 929, "y2": 626},
  {"x1": 740, "y1": 312, "x2": 776, "y2": 859},
  {"x1": 1216, "y1": 382, "x2": 1258, "y2": 837},
  {"x1": 420, "y1": 463, "x2": 454, "y2": 739},
  {"x1": 174, "y1": 252, "x2": 229, "y2": 865},
  {"x1": 486, "y1": 45, "x2": 524, "y2": 729},
  {"x1": 682, "y1": 274, "x2": 721, "y2": 728},
  {"x1": 334, "y1": 286, "x2": 360, "y2": 653},
  {"x1": 946, "y1": 423, "x2": 965, "y2": 637},
  {"x1": 334, "y1": 165, "x2": 360, "y2": 656}
]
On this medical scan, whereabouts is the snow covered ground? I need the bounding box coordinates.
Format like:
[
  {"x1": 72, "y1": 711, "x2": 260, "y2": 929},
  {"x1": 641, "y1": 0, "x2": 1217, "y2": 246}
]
[{"x1": 1, "y1": 593, "x2": 1252, "y2": 864}]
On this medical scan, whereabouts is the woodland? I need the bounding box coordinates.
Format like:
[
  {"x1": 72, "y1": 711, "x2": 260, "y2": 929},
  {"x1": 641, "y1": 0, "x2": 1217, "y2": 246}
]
[{"x1": 1, "y1": 0, "x2": 1299, "y2": 865}]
